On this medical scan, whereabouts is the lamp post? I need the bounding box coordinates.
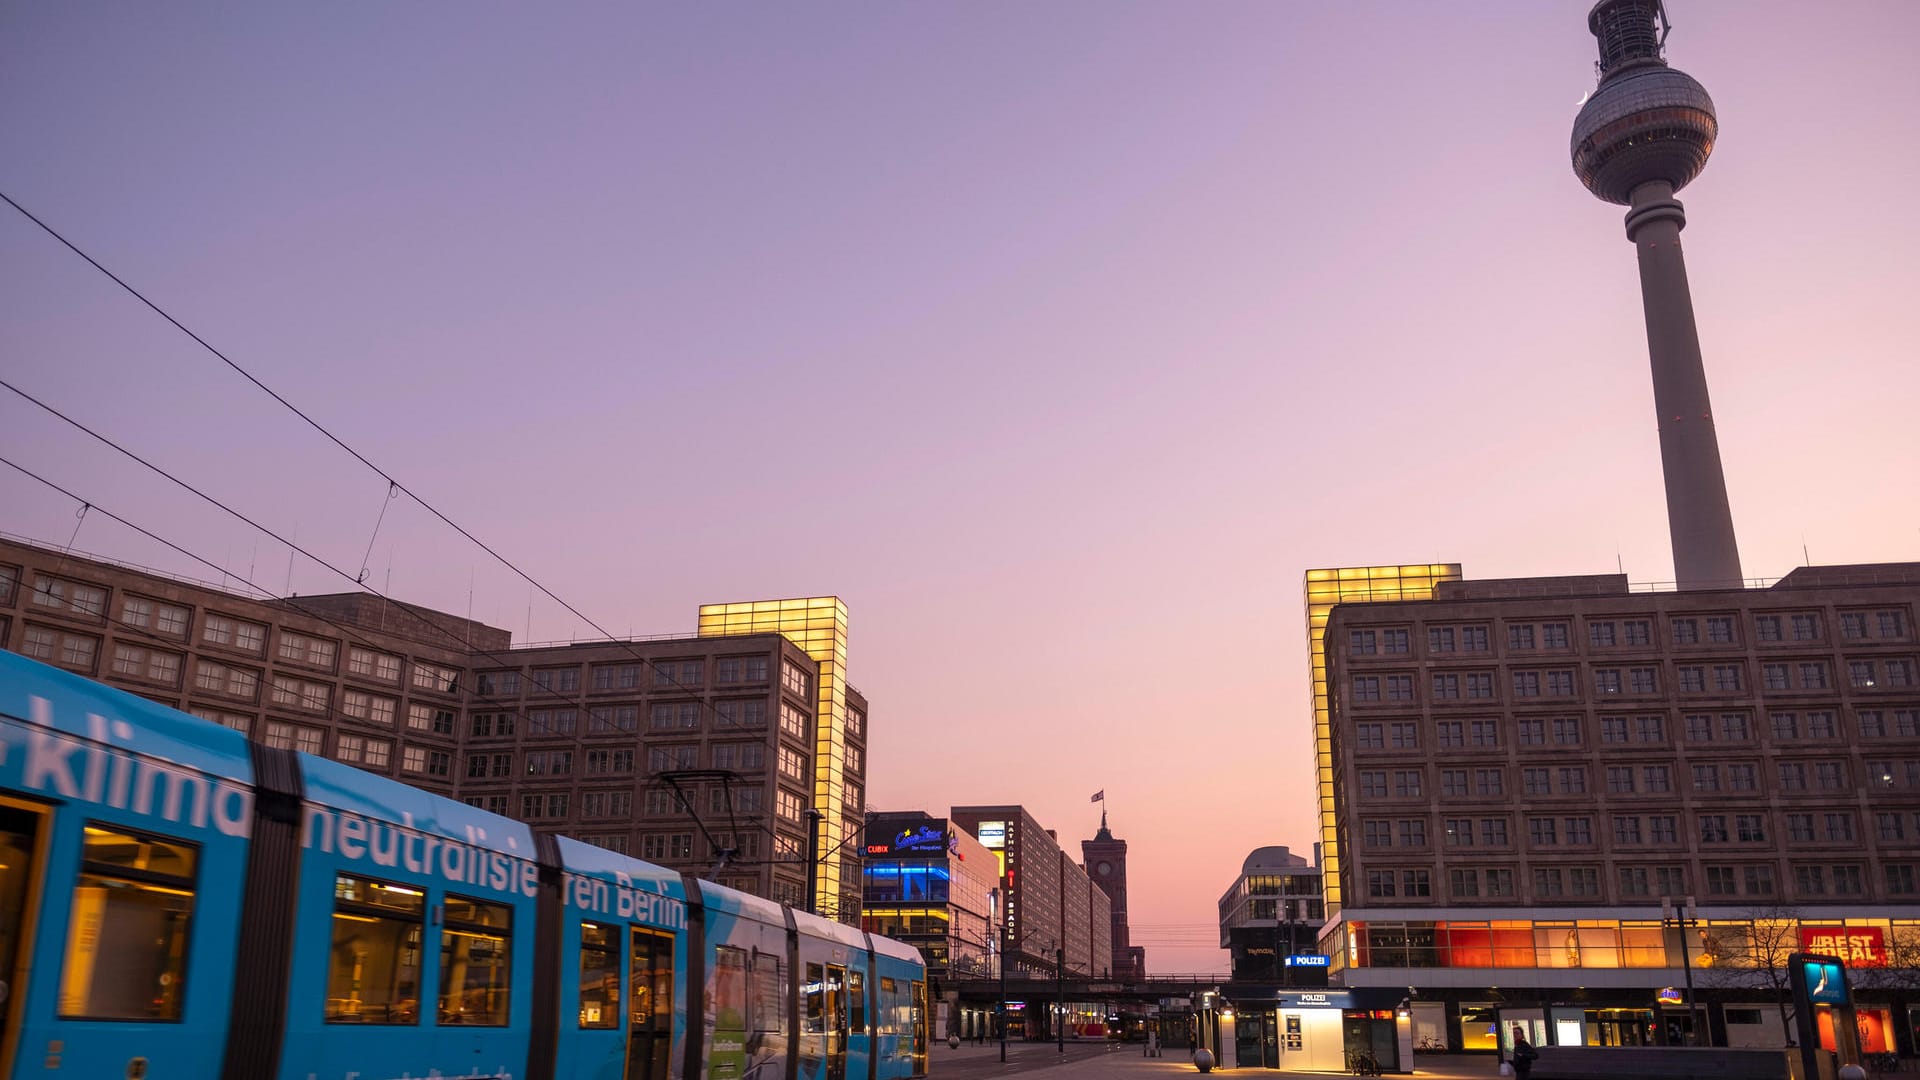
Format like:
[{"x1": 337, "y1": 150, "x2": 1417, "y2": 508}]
[
  {"x1": 1057, "y1": 947, "x2": 1066, "y2": 1056},
  {"x1": 1282, "y1": 900, "x2": 1296, "y2": 989},
  {"x1": 1662, "y1": 895, "x2": 1700, "y2": 1045},
  {"x1": 803, "y1": 808, "x2": 824, "y2": 914},
  {"x1": 991, "y1": 887, "x2": 1007, "y2": 1064}
]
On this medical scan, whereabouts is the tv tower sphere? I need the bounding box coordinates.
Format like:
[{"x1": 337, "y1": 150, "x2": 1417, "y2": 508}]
[{"x1": 1570, "y1": 0, "x2": 1717, "y2": 205}]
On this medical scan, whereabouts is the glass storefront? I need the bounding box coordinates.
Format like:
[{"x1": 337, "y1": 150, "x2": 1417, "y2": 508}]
[{"x1": 1335, "y1": 916, "x2": 1920, "y2": 972}]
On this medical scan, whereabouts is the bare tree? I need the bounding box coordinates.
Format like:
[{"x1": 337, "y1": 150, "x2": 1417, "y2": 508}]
[
  {"x1": 1699, "y1": 906, "x2": 1804, "y2": 1046},
  {"x1": 1848, "y1": 921, "x2": 1920, "y2": 997}
]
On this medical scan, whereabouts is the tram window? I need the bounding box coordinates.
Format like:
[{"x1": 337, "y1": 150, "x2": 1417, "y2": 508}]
[
  {"x1": 579, "y1": 921, "x2": 620, "y2": 1028},
  {"x1": 58, "y1": 825, "x2": 197, "y2": 1020},
  {"x1": 879, "y1": 977, "x2": 897, "y2": 1036},
  {"x1": 849, "y1": 969, "x2": 866, "y2": 1030},
  {"x1": 712, "y1": 946, "x2": 749, "y2": 1059},
  {"x1": 439, "y1": 894, "x2": 511, "y2": 1025},
  {"x1": 752, "y1": 952, "x2": 784, "y2": 1035},
  {"x1": 631, "y1": 929, "x2": 674, "y2": 1029},
  {"x1": 327, "y1": 874, "x2": 425, "y2": 1024},
  {"x1": 805, "y1": 962, "x2": 826, "y2": 1033}
]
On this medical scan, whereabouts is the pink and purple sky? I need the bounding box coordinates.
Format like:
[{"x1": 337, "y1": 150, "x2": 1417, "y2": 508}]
[{"x1": 4, "y1": 3, "x2": 1917, "y2": 972}]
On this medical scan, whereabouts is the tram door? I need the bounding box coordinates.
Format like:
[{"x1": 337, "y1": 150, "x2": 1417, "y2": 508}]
[
  {"x1": 824, "y1": 965, "x2": 848, "y2": 1080},
  {"x1": 0, "y1": 804, "x2": 44, "y2": 1076},
  {"x1": 626, "y1": 928, "x2": 675, "y2": 1080},
  {"x1": 911, "y1": 980, "x2": 928, "y2": 1076}
]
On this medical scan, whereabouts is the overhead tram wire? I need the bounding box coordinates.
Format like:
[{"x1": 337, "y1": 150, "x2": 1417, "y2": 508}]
[
  {"x1": 0, "y1": 191, "x2": 736, "y2": 709},
  {"x1": 3, "y1": 193, "x2": 862, "y2": 881},
  {"x1": 0, "y1": 194, "x2": 834, "y2": 852},
  {"x1": 0, "y1": 377, "x2": 799, "y2": 851},
  {"x1": 0, "y1": 452, "x2": 798, "y2": 852},
  {"x1": 0, "y1": 454, "x2": 541, "y2": 745}
]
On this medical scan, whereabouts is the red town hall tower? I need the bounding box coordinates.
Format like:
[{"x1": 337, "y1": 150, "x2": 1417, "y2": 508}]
[{"x1": 1082, "y1": 804, "x2": 1146, "y2": 980}]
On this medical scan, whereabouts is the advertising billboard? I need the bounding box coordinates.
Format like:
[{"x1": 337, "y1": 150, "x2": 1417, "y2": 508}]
[{"x1": 1799, "y1": 926, "x2": 1886, "y2": 968}]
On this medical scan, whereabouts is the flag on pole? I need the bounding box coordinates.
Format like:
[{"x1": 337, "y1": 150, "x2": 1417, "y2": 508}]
[{"x1": 1090, "y1": 790, "x2": 1104, "y2": 803}]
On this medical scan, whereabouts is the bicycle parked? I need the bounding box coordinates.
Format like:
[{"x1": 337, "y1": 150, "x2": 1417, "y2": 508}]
[{"x1": 1346, "y1": 1049, "x2": 1382, "y2": 1076}]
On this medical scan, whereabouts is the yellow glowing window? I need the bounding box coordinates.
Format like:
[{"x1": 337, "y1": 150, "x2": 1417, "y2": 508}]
[
  {"x1": 327, "y1": 873, "x2": 426, "y2": 1024},
  {"x1": 440, "y1": 894, "x2": 512, "y2": 1026},
  {"x1": 59, "y1": 824, "x2": 197, "y2": 1021},
  {"x1": 579, "y1": 921, "x2": 621, "y2": 1029}
]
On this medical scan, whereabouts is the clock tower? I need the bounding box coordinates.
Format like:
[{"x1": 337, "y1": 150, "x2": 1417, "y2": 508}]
[{"x1": 1081, "y1": 808, "x2": 1144, "y2": 980}]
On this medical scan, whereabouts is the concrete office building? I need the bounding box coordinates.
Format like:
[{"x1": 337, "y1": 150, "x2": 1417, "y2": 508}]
[
  {"x1": 1301, "y1": 3, "x2": 1920, "y2": 1057},
  {"x1": 0, "y1": 535, "x2": 869, "y2": 915},
  {"x1": 1306, "y1": 564, "x2": 1464, "y2": 918},
  {"x1": 949, "y1": 806, "x2": 1114, "y2": 981},
  {"x1": 1320, "y1": 564, "x2": 1920, "y2": 1053},
  {"x1": 699, "y1": 598, "x2": 868, "y2": 921},
  {"x1": 1218, "y1": 845, "x2": 1327, "y2": 983}
]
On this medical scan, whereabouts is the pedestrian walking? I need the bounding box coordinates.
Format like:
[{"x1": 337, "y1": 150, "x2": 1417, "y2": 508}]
[{"x1": 1510, "y1": 1028, "x2": 1537, "y2": 1080}]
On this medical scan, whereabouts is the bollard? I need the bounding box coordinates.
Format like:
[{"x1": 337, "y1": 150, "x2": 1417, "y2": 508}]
[{"x1": 1195, "y1": 1048, "x2": 1215, "y2": 1073}]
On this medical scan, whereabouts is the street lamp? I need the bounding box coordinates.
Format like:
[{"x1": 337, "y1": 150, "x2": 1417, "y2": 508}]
[
  {"x1": 1661, "y1": 895, "x2": 1700, "y2": 1045},
  {"x1": 803, "y1": 808, "x2": 824, "y2": 914},
  {"x1": 1056, "y1": 946, "x2": 1066, "y2": 1057},
  {"x1": 989, "y1": 887, "x2": 1007, "y2": 1064}
]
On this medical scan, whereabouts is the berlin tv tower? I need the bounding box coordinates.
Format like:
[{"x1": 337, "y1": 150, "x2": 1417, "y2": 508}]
[{"x1": 1572, "y1": 0, "x2": 1743, "y2": 589}]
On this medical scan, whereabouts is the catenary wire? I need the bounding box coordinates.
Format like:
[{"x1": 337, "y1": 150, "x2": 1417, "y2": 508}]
[
  {"x1": 0, "y1": 376, "x2": 828, "y2": 857},
  {"x1": 0, "y1": 452, "x2": 804, "y2": 856},
  {"x1": 2, "y1": 192, "x2": 870, "y2": 897}
]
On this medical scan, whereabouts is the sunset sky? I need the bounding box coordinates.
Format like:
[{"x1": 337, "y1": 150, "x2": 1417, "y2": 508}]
[{"x1": 4, "y1": 2, "x2": 1917, "y2": 972}]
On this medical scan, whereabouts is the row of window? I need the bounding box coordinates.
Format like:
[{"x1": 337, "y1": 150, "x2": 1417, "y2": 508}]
[
  {"x1": 10, "y1": 570, "x2": 463, "y2": 690},
  {"x1": 1347, "y1": 610, "x2": 1911, "y2": 658},
  {"x1": 1350, "y1": 658, "x2": 1916, "y2": 703},
  {"x1": 1357, "y1": 758, "x2": 1870, "y2": 799},
  {"x1": 1351, "y1": 708, "x2": 1920, "y2": 751},
  {"x1": 1364, "y1": 808, "x2": 1889, "y2": 851},
  {"x1": 187, "y1": 701, "x2": 457, "y2": 739},
  {"x1": 325, "y1": 874, "x2": 511, "y2": 1025},
  {"x1": 473, "y1": 657, "x2": 806, "y2": 698},
  {"x1": 468, "y1": 778, "x2": 814, "y2": 825},
  {"x1": 462, "y1": 700, "x2": 808, "y2": 741},
  {"x1": 1362, "y1": 861, "x2": 1914, "y2": 903},
  {"x1": 465, "y1": 747, "x2": 645, "y2": 779}
]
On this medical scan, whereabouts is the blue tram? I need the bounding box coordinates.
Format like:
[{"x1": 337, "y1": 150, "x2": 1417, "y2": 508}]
[{"x1": 0, "y1": 651, "x2": 930, "y2": 1079}]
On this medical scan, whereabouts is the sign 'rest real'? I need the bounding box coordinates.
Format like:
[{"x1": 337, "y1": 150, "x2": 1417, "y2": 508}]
[{"x1": 1799, "y1": 926, "x2": 1886, "y2": 968}]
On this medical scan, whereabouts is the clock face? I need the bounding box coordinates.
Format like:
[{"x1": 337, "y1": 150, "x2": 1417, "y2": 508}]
[{"x1": 1097, "y1": 861, "x2": 1112, "y2": 876}]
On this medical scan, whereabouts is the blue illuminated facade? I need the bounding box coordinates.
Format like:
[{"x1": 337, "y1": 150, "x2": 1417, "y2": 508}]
[{"x1": 861, "y1": 812, "x2": 997, "y2": 981}]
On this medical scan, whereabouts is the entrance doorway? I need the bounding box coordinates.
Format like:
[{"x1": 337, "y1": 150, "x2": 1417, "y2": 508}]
[
  {"x1": 824, "y1": 965, "x2": 847, "y2": 1080},
  {"x1": 626, "y1": 928, "x2": 675, "y2": 1080}
]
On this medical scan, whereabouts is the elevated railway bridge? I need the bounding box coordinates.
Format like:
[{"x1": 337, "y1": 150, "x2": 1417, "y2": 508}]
[{"x1": 941, "y1": 973, "x2": 1226, "y2": 1040}]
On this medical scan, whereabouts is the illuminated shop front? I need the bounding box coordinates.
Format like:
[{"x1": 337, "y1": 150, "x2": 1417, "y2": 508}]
[
  {"x1": 1326, "y1": 913, "x2": 1920, "y2": 1054},
  {"x1": 1332, "y1": 916, "x2": 1920, "y2": 974}
]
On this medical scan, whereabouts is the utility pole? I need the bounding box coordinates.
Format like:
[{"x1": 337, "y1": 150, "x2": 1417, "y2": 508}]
[
  {"x1": 1663, "y1": 895, "x2": 1700, "y2": 1045},
  {"x1": 993, "y1": 888, "x2": 1007, "y2": 1064},
  {"x1": 804, "y1": 808, "x2": 823, "y2": 914},
  {"x1": 1056, "y1": 947, "x2": 1066, "y2": 1056}
]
